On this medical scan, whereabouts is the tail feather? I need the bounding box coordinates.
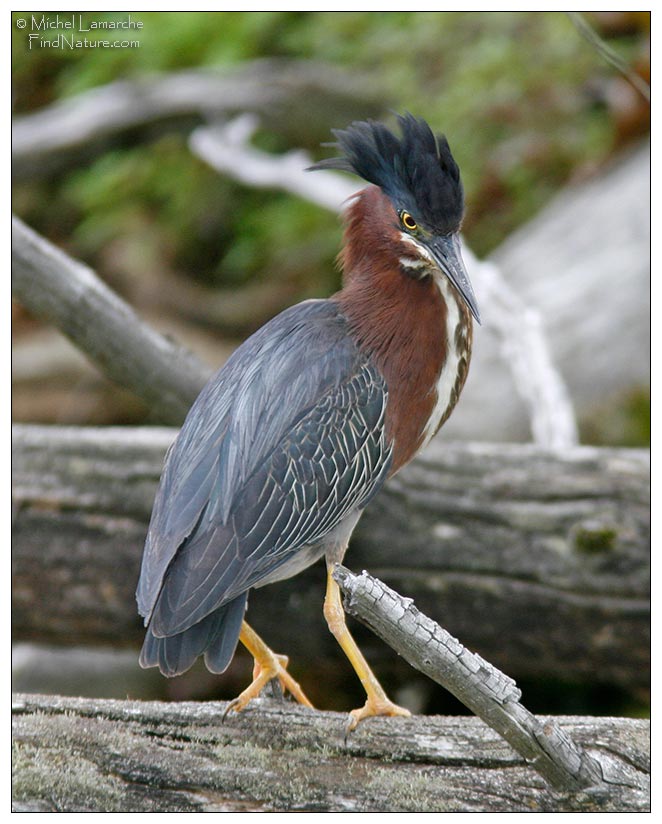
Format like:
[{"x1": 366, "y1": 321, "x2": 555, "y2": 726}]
[
  {"x1": 203, "y1": 593, "x2": 248, "y2": 674},
  {"x1": 139, "y1": 593, "x2": 248, "y2": 677}
]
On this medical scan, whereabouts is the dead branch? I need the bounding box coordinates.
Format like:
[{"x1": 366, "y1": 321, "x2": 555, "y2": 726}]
[
  {"x1": 334, "y1": 566, "x2": 603, "y2": 791},
  {"x1": 11, "y1": 59, "x2": 387, "y2": 180},
  {"x1": 11, "y1": 215, "x2": 211, "y2": 425}
]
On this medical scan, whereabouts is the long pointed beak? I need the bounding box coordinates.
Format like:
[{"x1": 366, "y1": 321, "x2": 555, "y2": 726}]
[{"x1": 427, "y1": 234, "x2": 481, "y2": 324}]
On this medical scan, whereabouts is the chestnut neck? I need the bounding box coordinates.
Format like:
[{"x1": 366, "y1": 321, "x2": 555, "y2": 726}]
[{"x1": 333, "y1": 187, "x2": 452, "y2": 473}]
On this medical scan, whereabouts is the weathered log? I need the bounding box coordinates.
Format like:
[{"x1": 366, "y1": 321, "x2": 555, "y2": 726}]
[
  {"x1": 12, "y1": 423, "x2": 649, "y2": 695},
  {"x1": 11, "y1": 59, "x2": 386, "y2": 180},
  {"x1": 11, "y1": 693, "x2": 650, "y2": 812}
]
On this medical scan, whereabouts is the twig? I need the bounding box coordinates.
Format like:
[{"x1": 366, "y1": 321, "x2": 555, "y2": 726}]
[
  {"x1": 11, "y1": 215, "x2": 211, "y2": 425},
  {"x1": 567, "y1": 12, "x2": 650, "y2": 102},
  {"x1": 333, "y1": 565, "x2": 607, "y2": 792}
]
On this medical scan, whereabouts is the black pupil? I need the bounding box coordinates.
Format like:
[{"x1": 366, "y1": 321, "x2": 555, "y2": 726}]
[{"x1": 404, "y1": 213, "x2": 415, "y2": 229}]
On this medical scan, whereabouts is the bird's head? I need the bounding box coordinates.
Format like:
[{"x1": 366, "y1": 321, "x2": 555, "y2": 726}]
[{"x1": 309, "y1": 113, "x2": 480, "y2": 324}]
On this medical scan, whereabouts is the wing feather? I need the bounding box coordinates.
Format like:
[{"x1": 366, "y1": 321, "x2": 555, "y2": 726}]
[{"x1": 137, "y1": 300, "x2": 392, "y2": 638}]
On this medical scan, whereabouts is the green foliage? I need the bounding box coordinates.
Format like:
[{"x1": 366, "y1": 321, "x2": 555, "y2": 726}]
[
  {"x1": 580, "y1": 388, "x2": 651, "y2": 448},
  {"x1": 12, "y1": 12, "x2": 300, "y2": 102},
  {"x1": 62, "y1": 137, "x2": 235, "y2": 281}
]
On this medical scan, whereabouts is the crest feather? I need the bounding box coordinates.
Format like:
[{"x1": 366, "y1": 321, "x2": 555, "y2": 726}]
[{"x1": 309, "y1": 113, "x2": 464, "y2": 234}]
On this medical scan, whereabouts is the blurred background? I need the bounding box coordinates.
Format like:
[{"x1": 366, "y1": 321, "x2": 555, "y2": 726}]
[{"x1": 12, "y1": 11, "x2": 650, "y2": 718}]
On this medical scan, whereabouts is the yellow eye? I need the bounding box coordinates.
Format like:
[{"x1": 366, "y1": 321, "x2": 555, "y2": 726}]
[{"x1": 400, "y1": 211, "x2": 418, "y2": 232}]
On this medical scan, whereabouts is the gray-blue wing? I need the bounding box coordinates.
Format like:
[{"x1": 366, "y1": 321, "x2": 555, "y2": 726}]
[{"x1": 136, "y1": 299, "x2": 392, "y2": 640}]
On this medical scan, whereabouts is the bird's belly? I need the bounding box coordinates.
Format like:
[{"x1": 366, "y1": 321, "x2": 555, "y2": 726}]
[
  {"x1": 253, "y1": 509, "x2": 363, "y2": 589},
  {"x1": 254, "y1": 543, "x2": 327, "y2": 589}
]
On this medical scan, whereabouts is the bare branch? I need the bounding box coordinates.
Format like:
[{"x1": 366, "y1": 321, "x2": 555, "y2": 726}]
[
  {"x1": 11, "y1": 215, "x2": 212, "y2": 425},
  {"x1": 334, "y1": 565, "x2": 616, "y2": 791},
  {"x1": 566, "y1": 12, "x2": 650, "y2": 102},
  {"x1": 191, "y1": 114, "x2": 355, "y2": 211},
  {"x1": 462, "y1": 249, "x2": 579, "y2": 447},
  {"x1": 11, "y1": 59, "x2": 387, "y2": 180}
]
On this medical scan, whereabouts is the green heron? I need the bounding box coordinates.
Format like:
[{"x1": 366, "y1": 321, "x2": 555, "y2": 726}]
[{"x1": 137, "y1": 113, "x2": 480, "y2": 729}]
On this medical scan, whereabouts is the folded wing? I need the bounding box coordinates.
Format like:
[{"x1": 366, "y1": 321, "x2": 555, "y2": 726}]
[{"x1": 136, "y1": 299, "x2": 393, "y2": 641}]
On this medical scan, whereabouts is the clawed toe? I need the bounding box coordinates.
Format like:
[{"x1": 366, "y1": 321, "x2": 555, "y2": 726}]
[
  {"x1": 345, "y1": 697, "x2": 411, "y2": 734},
  {"x1": 222, "y1": 696, "x2": 242, "y2": 721},
  {"x1": 224, "y1": 657, "x2": 313, "y2": 720}
]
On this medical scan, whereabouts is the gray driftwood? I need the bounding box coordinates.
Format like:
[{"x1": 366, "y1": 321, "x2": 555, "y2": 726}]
[
  {"x1": 11, "y1": 693, "x2": 649, "y2": 812},
  {"x1": 11, "y1": 59, "x2": 385, "y2": 180},
  {"x1": 334, "y1": 566, "x2": 601, "y2": 792},
  {"x1": 12, "y1": 423, "x2": 649, "y2": 694},
  {"x1": 11, "y1": 216, "x2": 210, "y2": 425}
]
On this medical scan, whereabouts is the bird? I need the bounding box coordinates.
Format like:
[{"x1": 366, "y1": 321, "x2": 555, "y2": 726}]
[{"x1": 136, "y1": 113, "x2": 480, "y2": 730}]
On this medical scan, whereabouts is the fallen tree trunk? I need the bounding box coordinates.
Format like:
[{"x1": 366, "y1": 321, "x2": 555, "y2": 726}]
[
  {"x1": 11, "y1": 693, "x2": 650, "y2": 812},
  {"x1": 12, "y1": 423, "x2": 649, "y2": 694}
]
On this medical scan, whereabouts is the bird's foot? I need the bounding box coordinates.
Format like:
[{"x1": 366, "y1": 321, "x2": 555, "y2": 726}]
[
  {"x1": 346, "y1": 695, "x2": 411, "y2": 733},
  {"x1": 225, "y1": 651, "x2": 314, "y2": 718}
]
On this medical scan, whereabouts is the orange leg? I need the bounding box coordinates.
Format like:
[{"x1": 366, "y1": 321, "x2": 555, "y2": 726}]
[
  {"x1": 323, "y1": 562, "x2": 411, "y2": 730},
  {"x1": 225, "y1": 621, "x2": 313, "y2": 715}
]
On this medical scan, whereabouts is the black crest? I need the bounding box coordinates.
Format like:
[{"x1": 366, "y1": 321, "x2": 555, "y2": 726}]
[{"x1": 309, "y1": 113, "x2": 464, "y2": 234}]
